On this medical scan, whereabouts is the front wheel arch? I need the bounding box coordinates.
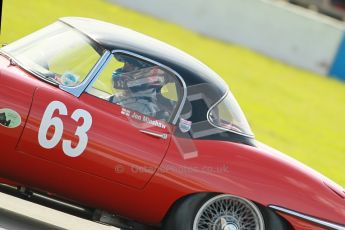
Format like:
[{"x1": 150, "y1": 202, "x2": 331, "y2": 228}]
[
  {"x1": 256, "y1": 203, "x2": 292, "y2": 230},
  {"x1": 161, "y1": 192, "x2": 292, "y2": 230}
]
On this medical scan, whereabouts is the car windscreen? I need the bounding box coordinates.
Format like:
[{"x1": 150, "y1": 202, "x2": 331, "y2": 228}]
[{"x1": 1, "y1": 21, "x2": 102, "y2": 86}]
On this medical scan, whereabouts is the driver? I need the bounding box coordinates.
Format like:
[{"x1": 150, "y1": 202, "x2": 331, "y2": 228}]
[{"x1": 109, "y1": 55, "x2": 167, "y2": 119}]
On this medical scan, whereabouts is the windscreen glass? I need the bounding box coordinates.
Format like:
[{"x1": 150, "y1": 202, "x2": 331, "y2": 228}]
[
  {"x1": 208, "y1": 92, "x2": 253, "y2": 137},
  {"x1": 2, "y1": 22, "x2": 101, "y2": 86}
]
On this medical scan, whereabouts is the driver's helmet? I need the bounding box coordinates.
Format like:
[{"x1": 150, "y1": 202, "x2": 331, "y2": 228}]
[{"x1": 112, "y1": 54, "x2": 166, "y2": 95}]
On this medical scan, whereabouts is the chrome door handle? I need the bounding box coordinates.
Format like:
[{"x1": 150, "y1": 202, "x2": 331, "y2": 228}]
[{"x1": 139, "y1": 130, "x2": 168, "y2": 139}]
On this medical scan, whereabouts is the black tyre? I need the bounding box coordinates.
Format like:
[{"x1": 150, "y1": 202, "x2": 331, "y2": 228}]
[{"x1": 163, "y1": 193, "x2": 265, "y2": 230}]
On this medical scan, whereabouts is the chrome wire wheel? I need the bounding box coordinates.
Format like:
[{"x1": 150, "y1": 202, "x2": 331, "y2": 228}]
[{"x1": 193, "y1": 194, "x2": 264, "y2": 230}]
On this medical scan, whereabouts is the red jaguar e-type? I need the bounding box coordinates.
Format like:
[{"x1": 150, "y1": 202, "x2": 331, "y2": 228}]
[{"x1": 0, "y1": 17, "x2": 344, "y2": 230}]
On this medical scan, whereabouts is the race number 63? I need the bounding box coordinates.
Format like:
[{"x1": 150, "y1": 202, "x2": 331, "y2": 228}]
[{"x1": 38, "y1": 101, "x2": 92, "y2": 157}]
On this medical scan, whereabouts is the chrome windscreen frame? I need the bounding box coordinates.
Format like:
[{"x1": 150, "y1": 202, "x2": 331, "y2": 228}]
[
  {"x1": 269, "y1": 205, "x2": 345, "y2": 230},
  {"x1": 59, "y1": 50, "x2": 111, "y2": 97},
  {"x1": 62, "y1": 49, "x2": 187, "y2": 125}
]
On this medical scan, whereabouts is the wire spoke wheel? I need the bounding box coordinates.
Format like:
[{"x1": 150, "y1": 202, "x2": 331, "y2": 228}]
[{"x1": 193, "y1": 194, "x2": 264, "y2": 230}]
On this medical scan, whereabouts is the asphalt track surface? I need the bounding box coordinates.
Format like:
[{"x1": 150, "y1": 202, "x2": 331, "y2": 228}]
[{"x1": 0, "y1": 192, "x2": 119, "y2": 230}]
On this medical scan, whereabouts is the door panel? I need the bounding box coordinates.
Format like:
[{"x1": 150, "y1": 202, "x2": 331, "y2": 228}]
[
  {"x1": 0, "y1": 64, "x2": 36, "y2": 154},
  {"x1": 17, "y1": 86, "x2": 171, "y2": 189}
]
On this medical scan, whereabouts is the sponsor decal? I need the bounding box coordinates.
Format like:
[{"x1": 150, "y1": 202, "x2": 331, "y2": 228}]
[
  {"x1": 0, "y1": 108, "x2": 21, "y2": 128},
  {"x1": 121, "y1": 108, "x2": 131, "y2": 116},
  {"x1": 121, "y1": 107, "x2": 166, "y2": 129},
  {"x1": 179, "y1": 118, "x2": 192, "y2": 133}
]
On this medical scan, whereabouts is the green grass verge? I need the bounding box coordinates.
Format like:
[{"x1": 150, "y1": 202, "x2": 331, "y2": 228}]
[{"x1": 1, "y1": 0, "x2": 345, "y2": 186}]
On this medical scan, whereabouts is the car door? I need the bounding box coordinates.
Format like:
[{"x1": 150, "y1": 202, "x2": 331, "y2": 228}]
[
  {"x1": 0, "y1": 57, "x2": 38, "y2": 168},
  {"x1": 17, "y1": 52, "x2": 183, "y2": 189}
]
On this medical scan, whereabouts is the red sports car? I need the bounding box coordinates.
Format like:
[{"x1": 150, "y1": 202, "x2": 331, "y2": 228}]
[{"x1": 0, "y1": 17, "x2": 344, "y2": 230}]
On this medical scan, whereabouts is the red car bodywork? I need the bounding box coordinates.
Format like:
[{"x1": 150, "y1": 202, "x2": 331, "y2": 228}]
[{"x1": 0, "y1": 55, "x2": 345, "y2": 229}]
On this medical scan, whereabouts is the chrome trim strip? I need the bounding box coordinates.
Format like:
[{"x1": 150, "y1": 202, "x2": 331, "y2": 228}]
[
  {"x1": 206, "y1": 90, "x2": 254, "y2": 138},
  {"x1": 269, "y1": 205, "x2": 345, "y2": 230},
  {"x1": 59, "y1": 50, "x2": 111, "y2": 97},
  {"x1": 111, "y1": 50, "x2": 187, "y2": 125},
  {"x1": 140, "y1": 130, "x2": 168, "y2": 139}
]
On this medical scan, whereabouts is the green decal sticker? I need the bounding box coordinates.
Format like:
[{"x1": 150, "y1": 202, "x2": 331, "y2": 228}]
[{"x1": 0, "y1": 108, "x2": 22, "y2": 128}]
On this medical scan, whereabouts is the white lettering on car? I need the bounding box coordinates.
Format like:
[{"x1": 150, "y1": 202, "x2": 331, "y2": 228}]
[
  {"x1": 38, "y1": 101, "x2": 92, "y2": 157},
  {"x1": 121, "y1": 107, "x2": 166, "y2": 129}
]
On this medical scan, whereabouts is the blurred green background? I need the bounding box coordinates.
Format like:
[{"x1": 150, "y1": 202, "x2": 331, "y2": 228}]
[{"x1": 1, "y1": 0, "x2": 345, "y2": 186}]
